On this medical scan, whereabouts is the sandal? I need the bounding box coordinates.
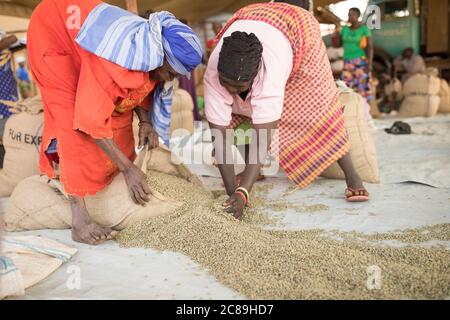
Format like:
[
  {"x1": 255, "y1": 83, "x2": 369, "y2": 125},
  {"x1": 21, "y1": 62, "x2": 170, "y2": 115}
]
[{"x1": 345, "y1": 188, "x2": 370, "y2": 202}]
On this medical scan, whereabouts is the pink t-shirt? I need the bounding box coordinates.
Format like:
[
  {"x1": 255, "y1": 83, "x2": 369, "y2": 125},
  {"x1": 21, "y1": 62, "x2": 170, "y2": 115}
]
[{"x1": 204, "y1": 20, "x2": 293, "y2": 126}]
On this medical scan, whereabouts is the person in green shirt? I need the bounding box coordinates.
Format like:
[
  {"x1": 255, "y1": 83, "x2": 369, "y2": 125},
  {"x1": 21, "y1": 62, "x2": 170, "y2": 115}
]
[{"x1": 335, "y1": 7, "x2": 374, "y2": 103}]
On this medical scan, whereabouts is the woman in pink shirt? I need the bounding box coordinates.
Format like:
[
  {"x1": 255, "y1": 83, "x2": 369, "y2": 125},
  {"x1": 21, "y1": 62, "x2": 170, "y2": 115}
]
[{"x1": 204, "y1": 2, "x2": 369, "y2": 219}]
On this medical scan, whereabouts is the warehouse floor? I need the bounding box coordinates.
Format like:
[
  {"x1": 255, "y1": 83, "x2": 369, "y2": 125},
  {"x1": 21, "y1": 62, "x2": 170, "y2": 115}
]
[{"x1": 1, "y1": 115, "x2": 450, "y2": 300}]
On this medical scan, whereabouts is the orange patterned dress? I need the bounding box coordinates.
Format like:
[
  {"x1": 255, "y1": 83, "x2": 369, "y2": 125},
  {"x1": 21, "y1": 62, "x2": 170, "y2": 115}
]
[{"x1": 27, "y1": 0, "x2": 157, "y2": 196}]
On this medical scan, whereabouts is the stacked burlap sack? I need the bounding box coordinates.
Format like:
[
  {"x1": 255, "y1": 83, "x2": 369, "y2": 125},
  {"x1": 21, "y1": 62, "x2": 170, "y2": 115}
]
[
  {"x1": 170, "y1": 87, "x2": 194, "y2": 138},
  {"x1": 4, "y1": 147, "x2": 202, "y2": 232},
  {"x1": 438, "y1": 79, "x2": 450, "y2": 113},
  {"x1": 0, "y1": 95, "x2": 43, "y2": 197},
  {"x1": 0, "y1": 235, "x2": 77, "y2": 299},
  {"x1": 132, "y1": 86, "x2": 195, "y2": 142},
  {"x1": 321, "y1": 89, "x2": 380, "y2": 183},
  {"x1": 384, "y1": 77, "x2": 403, "y2": 100},
  {"x1": 399, "y1": 74, "x2": 441, "y2": 117}
]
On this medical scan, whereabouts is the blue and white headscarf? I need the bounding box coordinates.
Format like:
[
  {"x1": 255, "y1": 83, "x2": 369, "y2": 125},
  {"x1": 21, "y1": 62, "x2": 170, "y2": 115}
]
[{"x1": 75, "y1": 3, "x2": 203, "y2": 145}]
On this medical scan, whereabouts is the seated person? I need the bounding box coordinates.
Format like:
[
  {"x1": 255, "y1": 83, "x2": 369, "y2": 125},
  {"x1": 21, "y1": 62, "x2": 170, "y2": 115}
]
[{"x1": 394, "y1": 48, "x2": 426, "y2": 84}]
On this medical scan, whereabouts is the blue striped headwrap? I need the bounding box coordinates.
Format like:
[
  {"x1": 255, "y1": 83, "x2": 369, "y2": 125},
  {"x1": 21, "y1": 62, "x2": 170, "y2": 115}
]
[{"x1": 75, "y1": 3, "x2": 203, "y2": 145}]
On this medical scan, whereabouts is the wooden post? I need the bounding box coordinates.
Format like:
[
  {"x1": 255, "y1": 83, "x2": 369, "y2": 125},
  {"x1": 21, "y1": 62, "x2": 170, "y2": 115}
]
[{"x1": 126, "y1": 0, "x2": 138, "y2": 14}]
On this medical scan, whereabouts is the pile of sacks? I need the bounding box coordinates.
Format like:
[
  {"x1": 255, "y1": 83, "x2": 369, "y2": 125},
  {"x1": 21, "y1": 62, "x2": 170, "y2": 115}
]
[
  {"x1": 170, "y1": 85, "x2": 195, "y2": 138},
  {"x1": 390, "y1": 71, "x2": 450, "y2": 117}
]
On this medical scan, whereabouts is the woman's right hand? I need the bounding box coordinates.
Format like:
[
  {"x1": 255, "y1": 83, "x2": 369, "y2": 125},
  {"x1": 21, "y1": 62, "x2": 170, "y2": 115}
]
[
  {"x1": 223, "y1": 193, "x2": 245, "y2": 220},
  {"x1": 123, "y1": 164, "x2": 151, "y2": 206}
]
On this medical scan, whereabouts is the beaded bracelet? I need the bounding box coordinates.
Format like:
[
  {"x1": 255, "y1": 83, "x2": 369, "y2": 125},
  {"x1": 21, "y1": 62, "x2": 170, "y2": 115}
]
[{"x1": 234, "y1": 191, "x2": 247, "y2": 206}]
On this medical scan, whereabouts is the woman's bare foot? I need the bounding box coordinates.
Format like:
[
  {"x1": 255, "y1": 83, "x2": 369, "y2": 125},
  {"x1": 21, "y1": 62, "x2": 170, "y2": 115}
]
[{"x1": 70, "y1": 196, "x2": 118, "y2": 245}]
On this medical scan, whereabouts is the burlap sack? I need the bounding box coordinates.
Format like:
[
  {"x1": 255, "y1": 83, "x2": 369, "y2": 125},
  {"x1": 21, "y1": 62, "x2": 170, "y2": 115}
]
[
  {"x1": 132, "y1": 116, "x2": 203, "y2": 187},
  {"x1": 0, "y1": 236, "x2": 77, "y2": 299},
  {"x1": 146, "y1": 145, "x2": 203, "y2": 187},
  {"x1": 0, "y1": 96, "x2": 44, "y2": 197},
  {"x1": 438, "y1": 79, "x2": 450, "y2": 113},
  {"x1": 426, "y1": 67, "x2": 439, "y2": 78},
  {"x1": 4, "y1": 149, "x2": 185, "y2": 232},
  {"x1": 321, "y1": 91, "x2": 380, "y2": 183},
  {"x1": 384, "y1": 78, "x2": 403, "y2": 100},
  {"x1": 18, "y1": 95, "x2": 43, "y2": 115},
  {"x1": 399, "y1": 74, "x2": 441, "y2": 118},
  {"x1": 170, "y1": 88, "x2": 194, "y2": 138},
  {"x1": 370, "y1": 77, "x2": 381, "y2": 118},
  {"x1": 194, "y1": 65, "x2": 206, "y2": 97},
  {"x1": 400, "y1": 96, "x2": 440, "y2": 118},
  {"x1": 402, "y1": 74, "x2": 441, "y2": 96}
]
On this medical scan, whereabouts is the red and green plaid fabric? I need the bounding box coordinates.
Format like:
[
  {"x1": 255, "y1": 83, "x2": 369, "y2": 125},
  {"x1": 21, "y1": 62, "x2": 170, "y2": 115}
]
[{"x1": 218, "y1": 3, "x2": 350, "y2": 188}]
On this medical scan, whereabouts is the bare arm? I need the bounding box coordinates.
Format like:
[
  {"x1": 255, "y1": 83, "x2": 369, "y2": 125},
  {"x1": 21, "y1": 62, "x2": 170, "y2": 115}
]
[
  {"x1": 209, "y1": 122, "x2": 237, "y2": 196},
  {"x1": 95, "y1": 138, "x2": 133, "y2": 172},
  {"x1": 209, "y1": 120, "x2": 279, "y2": 219},
  {"x1": 134, "y1": 106, "x2": 149, "y2": 124},
  {"x1": 0, "y1": 35, "x2": 18, "y2": 52},
  {"x1": 239, "y1": 120, "x2": 279, "y2": 194},
  {"x1": 134, "y1": 106, "x2": 159, "y2": 149},
  {"x1": 95, "y1": 138, "x2": 151, "y2": 205},
  {"x1": 334, "y1": 24, "x2": 343, "y2": 47},
  {"x1": 365, "y1": 36, "x2": 374, "y2": 73}
]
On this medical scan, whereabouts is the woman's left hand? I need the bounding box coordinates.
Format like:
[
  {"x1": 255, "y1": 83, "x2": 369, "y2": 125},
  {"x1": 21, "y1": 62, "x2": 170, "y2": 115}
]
[
  {"x1": 223, "y1": 193, "x2": 245, "y2": 220},
  {"x1": 138, "y1": 122, "x2": 159, "y2": 150}
]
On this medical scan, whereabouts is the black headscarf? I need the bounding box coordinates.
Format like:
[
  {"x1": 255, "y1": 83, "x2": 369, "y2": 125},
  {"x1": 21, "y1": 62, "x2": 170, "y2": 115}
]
[{"x1": 218, "y1": 31, "x2": 263, "y2": 82}]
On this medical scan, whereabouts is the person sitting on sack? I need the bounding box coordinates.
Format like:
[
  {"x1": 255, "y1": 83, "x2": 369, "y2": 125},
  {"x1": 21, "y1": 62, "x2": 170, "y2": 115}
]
[
  {"x1": 204, "y1": 1, "x2": 369, "y2": 220},
  {"x1": 27, "y1": 0, "x2": 202, "y2": 245},
  {"x1": 393, "y1": 47, "x2": 426, "y2": 84}
]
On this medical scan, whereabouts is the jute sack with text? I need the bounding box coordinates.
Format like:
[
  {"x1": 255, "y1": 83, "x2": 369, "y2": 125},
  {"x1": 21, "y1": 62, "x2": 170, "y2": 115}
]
[
  {"x1": 0, "y1": 96, "x2": 43, "y2": 197},
  {"x1": 321, "y1": 91, "x2": 380, "y2": 183}
]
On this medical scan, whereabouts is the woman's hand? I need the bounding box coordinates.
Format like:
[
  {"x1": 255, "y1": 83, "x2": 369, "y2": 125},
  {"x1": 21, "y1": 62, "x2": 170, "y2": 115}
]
[
  {"x1": 123, "y1": 163, "x2": 151, "y2": 206},
  {"x1": 94, "y1": 138, "x2": 151, "y2": 206},
  {"x1": 138, "y1": 122, "x2": 159, "y2": 150},
  {"x1": 223, "y1": 193, "x2": 245, "y2": 220}
]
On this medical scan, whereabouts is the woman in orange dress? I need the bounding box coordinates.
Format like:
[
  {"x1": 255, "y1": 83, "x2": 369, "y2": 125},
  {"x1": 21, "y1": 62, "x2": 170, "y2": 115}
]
[{"x1": 27, "y1": 0, "x2": 202, "y2": 244}]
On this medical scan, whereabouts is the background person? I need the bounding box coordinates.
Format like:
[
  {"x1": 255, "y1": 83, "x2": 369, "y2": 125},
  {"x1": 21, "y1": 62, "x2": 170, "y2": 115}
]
[{"x1": 336, "y1": 7, "x2": 374, "y2": 103}]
